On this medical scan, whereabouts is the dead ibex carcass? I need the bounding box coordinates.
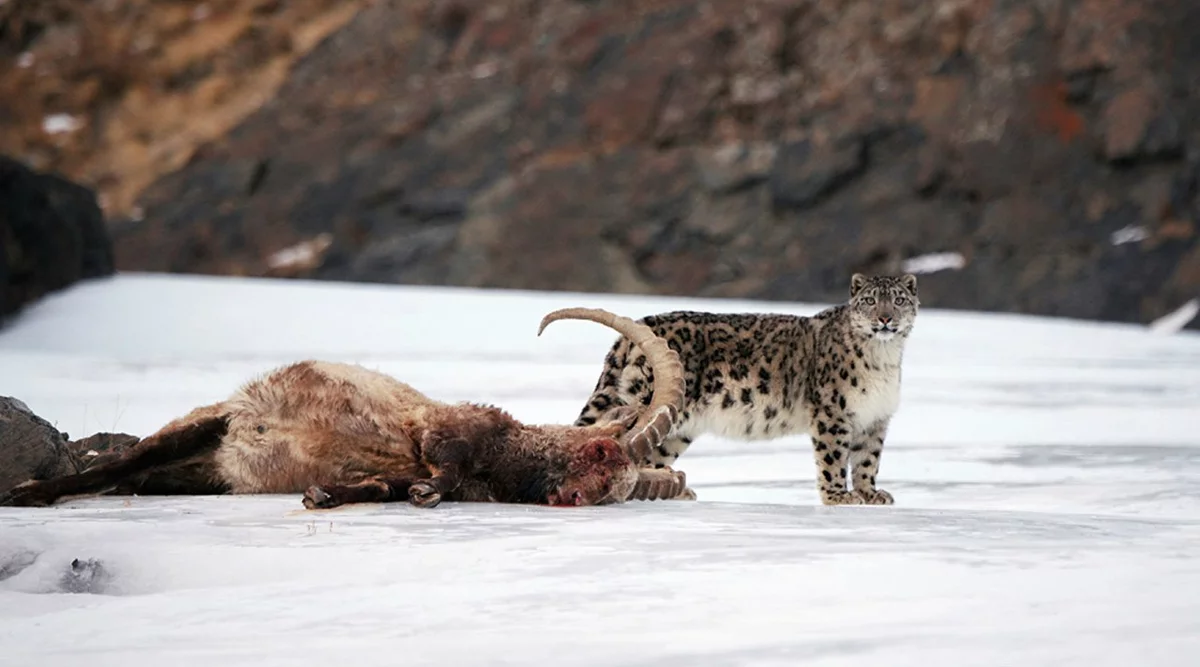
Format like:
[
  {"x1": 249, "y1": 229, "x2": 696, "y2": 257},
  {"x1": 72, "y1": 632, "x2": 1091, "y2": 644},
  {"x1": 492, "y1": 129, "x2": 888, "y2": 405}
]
[{"x1": 0, "y1": 308, "x2": 689, "y2": 510}]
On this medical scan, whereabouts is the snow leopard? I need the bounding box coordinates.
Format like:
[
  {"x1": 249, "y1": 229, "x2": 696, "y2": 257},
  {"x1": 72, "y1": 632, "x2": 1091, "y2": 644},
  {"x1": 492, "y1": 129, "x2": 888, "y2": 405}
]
[{"x1": 573, "y1": 274, "x2": 919, "y2": 506}]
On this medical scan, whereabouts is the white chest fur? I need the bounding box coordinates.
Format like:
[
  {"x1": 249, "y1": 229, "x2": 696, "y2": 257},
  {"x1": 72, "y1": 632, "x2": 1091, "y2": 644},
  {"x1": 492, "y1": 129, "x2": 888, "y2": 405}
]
[{"x1": 846, "y1": 340, "x2": 904, "y2": 430}]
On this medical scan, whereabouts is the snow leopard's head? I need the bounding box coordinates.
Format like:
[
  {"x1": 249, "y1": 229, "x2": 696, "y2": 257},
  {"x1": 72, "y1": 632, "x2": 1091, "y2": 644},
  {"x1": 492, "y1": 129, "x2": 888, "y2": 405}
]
[{"x1": 848, "y1": 273, "x2": 919, "y2": 341}]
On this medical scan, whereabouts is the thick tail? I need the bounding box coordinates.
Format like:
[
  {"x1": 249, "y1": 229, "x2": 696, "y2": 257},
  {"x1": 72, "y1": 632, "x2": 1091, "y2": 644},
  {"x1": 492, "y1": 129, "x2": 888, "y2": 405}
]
[{"x1": 0, "y1": 413, "x2": 230, "y2": 507}]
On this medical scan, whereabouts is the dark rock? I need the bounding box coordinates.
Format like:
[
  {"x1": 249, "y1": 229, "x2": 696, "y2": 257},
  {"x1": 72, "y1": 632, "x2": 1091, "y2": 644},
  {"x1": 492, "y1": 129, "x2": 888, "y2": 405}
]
[
  {"x1": 4, "y1": 0, "x2": 1200, "y2": 330},
  {"x1": 0, "y1": 396, "x2": 80, "y2": 494},
  {"x1": 684, "y1": 186, "x2": 768, "y2": 242},
  {"x1": 0, "y1": 156, "x2": 115, "y2": 322},
  {"x1": 693, "y1": 142, "x2": 777, "y2": 195},
  {"x1": 770, "y1": 137, "x2": 867, "y2": 212},
  {"x1": 325, "y1": 225, "x2": 459, "y2": 285},
  {"x1": 398, "y1": 189, "x2": 470, "y2": 222},
  {"x1": 1064, "y1": 67, "x2": 1106, "y2": 103},
  {"x1": 1102, "y1": 87, "x2": 1177, "y2": 163},
  {"x1": 1141, "y1": 112, "x2": 1185, "y2": 162}
]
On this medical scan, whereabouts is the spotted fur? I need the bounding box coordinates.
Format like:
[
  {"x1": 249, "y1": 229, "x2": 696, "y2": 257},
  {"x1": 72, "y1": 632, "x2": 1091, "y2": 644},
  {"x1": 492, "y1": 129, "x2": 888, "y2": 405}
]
[{"x1": 574, "y1": 274, "x2": 920, "y2": 506}]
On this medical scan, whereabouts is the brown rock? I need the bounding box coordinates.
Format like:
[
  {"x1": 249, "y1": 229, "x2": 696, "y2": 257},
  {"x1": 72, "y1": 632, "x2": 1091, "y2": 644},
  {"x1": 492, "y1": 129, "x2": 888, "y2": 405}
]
[
  {"x1": 1130, "y1": 172, "x2": 1176, "y2": 224},
  {"x1": 451, "y1": 160, "x2": 628, "y2": 292},
  {"x1": 1058, "y1": 0, "x2": 1147, "y2": 74},
  {"x1": 1157, "y1": 219, "x2": 1195, "y2": 241},
  {"x1": 913, "y1": 142, "x2": 948, "y2": 195},
  {"x1": 1085, "y1": 191, "x2": 1114, "y2": 223},
  {"x1": 1, "y1": 0, "x2": 1197, "y2": 330},
  {"x1": 1030, "y1": 81, "x2": 1086, "y2": 144},
  {"x1": 909, "y1": 76, "x2": 966, "y2": 133},
  {"x1": 684, "y1": 187, "x2": 767, "y2": 241},
  {"x1": 692, "y1": 141, "x2": 776, "y2": 194},
  {"x1": 0, "y1": 0, "x2": 368, "y2": 219},
  {"x1": 1170, "y1": 245, "x2": 1200, "y2": 290},
  {"x1": 0, "y1": 397, "x2": 79, "y2": 494},
  {"x1": 769, "y1": 137, "x2": 866, "y2": 211},
  {"x1": 585, "y1": 68, "x2": 673, "y2": 147},
  {"x1": 1104, "y1": 87, "x2": 1157, "y2": 161}
]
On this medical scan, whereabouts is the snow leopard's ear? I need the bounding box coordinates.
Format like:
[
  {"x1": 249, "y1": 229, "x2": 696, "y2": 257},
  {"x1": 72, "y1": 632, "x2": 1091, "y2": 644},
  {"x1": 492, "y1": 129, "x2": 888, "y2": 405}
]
[
  {"x1": 850, "y1": 273, "x2": 868, "y2": 298},
  {"x1": 900, "y1": 273, "x2": 918, "y2": 296}
]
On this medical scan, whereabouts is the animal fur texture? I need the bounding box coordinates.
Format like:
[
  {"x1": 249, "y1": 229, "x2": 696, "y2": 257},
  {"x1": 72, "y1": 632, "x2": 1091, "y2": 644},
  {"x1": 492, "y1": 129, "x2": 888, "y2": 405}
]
[
  {"x1": 1, "y1": 308, "x2": 688, "y2": 510},
  {"x1": 574, "y1": 274, "x2": 919, "y2": 505}
]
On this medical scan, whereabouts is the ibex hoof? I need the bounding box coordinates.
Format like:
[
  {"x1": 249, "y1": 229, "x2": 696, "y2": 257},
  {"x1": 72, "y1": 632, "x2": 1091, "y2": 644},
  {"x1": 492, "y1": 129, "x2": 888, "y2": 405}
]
[
  {"x1": 407, "y1": 482, "x2": 442, "y2": 508},
  {"x1": 302, "y1": 485, "x2": 337, "y2": 510}
]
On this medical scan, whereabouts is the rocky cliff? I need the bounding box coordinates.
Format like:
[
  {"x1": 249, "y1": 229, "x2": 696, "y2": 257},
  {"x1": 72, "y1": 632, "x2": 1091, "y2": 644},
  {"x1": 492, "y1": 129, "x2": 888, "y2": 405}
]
[
  {"x1": 0, "y1": 157, "x2": 115, "y2": 320},
  {"x1": 3, "y1": 0, "x2": 1197, "y2": 329}
]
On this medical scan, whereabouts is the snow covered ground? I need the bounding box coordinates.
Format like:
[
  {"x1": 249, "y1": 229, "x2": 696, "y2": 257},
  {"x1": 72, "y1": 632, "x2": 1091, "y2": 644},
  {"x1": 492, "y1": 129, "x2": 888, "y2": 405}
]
[{"x1": 1, "y1": 273, "x2": 1198, "y2": 667}]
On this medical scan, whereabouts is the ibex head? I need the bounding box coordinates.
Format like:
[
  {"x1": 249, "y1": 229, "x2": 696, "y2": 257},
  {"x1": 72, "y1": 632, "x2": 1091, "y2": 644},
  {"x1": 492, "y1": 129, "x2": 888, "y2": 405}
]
[{"x1": 537, "y1": 307, "x2": 686, "y2": 502}]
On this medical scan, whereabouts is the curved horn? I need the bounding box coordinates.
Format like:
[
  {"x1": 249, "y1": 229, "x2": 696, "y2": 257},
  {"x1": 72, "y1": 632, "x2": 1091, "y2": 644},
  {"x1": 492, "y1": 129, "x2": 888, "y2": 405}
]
[
  {"x1": 629, "y1": 468, "x2": 687, "y2": 502},
  {"x1": 538, "y1": 307, "x2": 684, "y2": 461}
]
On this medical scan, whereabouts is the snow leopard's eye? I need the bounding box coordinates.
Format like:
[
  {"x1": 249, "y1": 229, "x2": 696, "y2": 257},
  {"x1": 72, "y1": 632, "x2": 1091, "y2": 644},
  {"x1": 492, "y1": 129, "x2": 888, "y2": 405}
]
[
  {"x1": 256, "y1": 425, "x2": 267, "y2": 434},
  {"x1": 894, "y1": 296, "x2": 907, "y2": 306},
  {"x1": 862, "y1": 297, "x2": 876, "y2": 305}
]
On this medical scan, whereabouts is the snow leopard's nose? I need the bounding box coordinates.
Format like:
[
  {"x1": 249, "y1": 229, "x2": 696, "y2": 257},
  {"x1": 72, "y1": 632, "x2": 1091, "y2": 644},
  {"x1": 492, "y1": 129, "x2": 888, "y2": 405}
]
[{"x1": 878, "y1": 313, "x2": 893, "y2": 325}]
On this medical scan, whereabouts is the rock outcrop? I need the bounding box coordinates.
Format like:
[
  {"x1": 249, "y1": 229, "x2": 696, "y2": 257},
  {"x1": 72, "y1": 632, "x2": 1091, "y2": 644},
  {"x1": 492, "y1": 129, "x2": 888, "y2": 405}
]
[
  {"x1": 0, "y1": 396, "x2": 142, "y2": 495},
  {"x1": 0, "y1": 396, "x2": 78, "y2": 494},
  {"x1": 0, "y1": 156, "x2": 116, "y2": 321},
  {"x1": 2, "y1": 0, "x2": 1197, "y2": 329}
]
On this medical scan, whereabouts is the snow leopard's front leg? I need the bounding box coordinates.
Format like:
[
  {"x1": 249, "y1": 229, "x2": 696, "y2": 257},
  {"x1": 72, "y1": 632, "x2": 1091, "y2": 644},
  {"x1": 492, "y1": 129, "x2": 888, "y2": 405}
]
[
  {"x1": 850, "y1": 419, "x2": 894, "y2": 505},
  {"x1": 809, "y1": 401, "x2": 862, "y2": 506}
]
